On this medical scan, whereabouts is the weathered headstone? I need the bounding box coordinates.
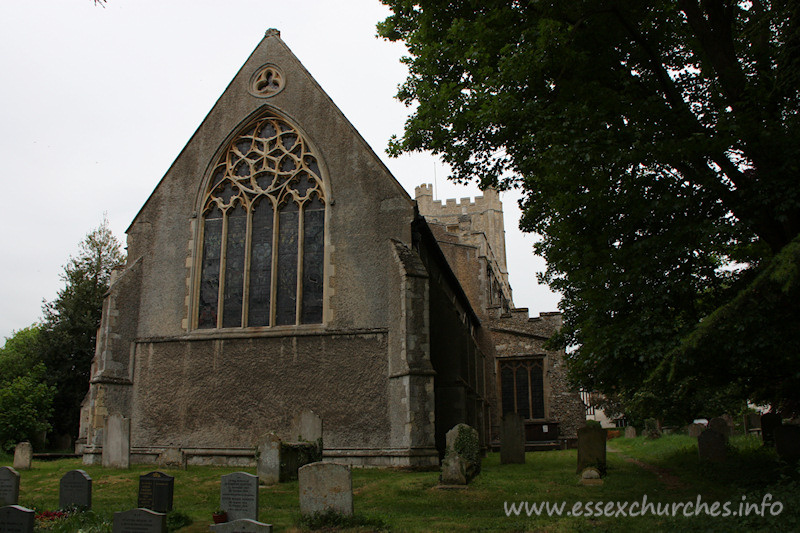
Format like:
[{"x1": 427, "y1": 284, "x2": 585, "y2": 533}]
[
  {"x1": 59, "y1": 470, "x2": 92, "y2": 509},
  {"x1": 0, "y1": 505, "x2": 35, "y2": 533},
  {"x1": 761, "y1": 413, "x2": 781, "y2": 446},
  {"x1": 298, "y1": 462, "x2": 353, "y2": 517},
  {"x1": 774, "y1": 425, "x2": 800, "y2": 463},
  {"x1": 698, "y1": 428, "x2": 727, "y2": 462},
  {"x1": 138, "y1": 472, "x2": 174, "y2": 513},
  {"x1": 102, "y1": 414, "x2": 131, "y2": 468},
  {"x1": 708, "y1": 417, "x2": 730, "y2": 439},
  {"x1": 500, "y1": 413, "x2": 525, "y2": 464},
  {"x1": 624, "y1": 426, "x2": 636, "y2": 438},
  {"x1": 576, "y1": 426, "x2": 607, "y2": 475},
  {"x1": 579, "y1": 467, "x2": 603, "y2": 486},
  {"x1": 687, "y1": 423, "x2": 704, "y2": 438},
  {"x1": 0, "y1": 467, "x2": 20, "y2": 506},
  {"x1": 112, "y1": 508, "x2": 166, "y2": 533},
  {"x1": 220, "y1": 472, "x2": 259, "y2": 522},
  {"x1": 294, "y1": 410, "x2": 323, "y2": 443},
  {"x1": 156, "y1": 448, "x2": 184, "y2": 469},
  {"x1": 256, "y1": 433, "x2": 281, "y2": 485},
  {"x1": 440, "y1": 424, "x2": 481, "y2": 485},
  {"x1": 12, "y1": 443, "x2": 32, "y2": 471},
  {"x1": 209, "y1": 518, "x2": 273, "y2": 532}
]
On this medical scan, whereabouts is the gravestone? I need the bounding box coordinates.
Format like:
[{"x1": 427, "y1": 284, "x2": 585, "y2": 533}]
[
  {"x1": 102, "y1": 414, "x2": 131, "y2": 468},
  {"x1": 761, "y1": 413, "x2": 781, "y2": 446},
  {"x1": 774, "y1": 425, "x2": 800, "y2": 463},
  {"x1": 745, "y1": 413, "x2": 762, "y2": 435},
  {"x1": 138, "y1": 472, "x2": 174, "y2": 513},
  {"x1": 0, "y1": 467, "x2": 20, "y2": 506},
  {"x1": 294, "y1": 410, "x2": 323, "y2": 443},
  {"x1": 440, "y1": 424, "x2": 481, "y2": 485},
  {"x1": 112, "y1": 508, "x2": 166, "y2": 533},
  {"x1": 209, "y1": 518, "x2": 273, "y2": 532},
  {"x1": 708, "y1": 417, "x2": 730, "y2": 439},
  {"x1": 698, "y1": 428, "x2": 727, "y2": 462},
  {"x1": 576, "y1": 426, "x2": 607, "y2": 475},
  {"x1": 500, "y1": 413, "x2": 525, "y2": 464},
  {"x1": 156, "y1": 448, "x2": 184, "y2": 469},
  {"x1": 624, "y1": 426, "x2": 636, "y2": 438},
  {"x1": 59, "y1": 470, "x2": 92, "y2": 509},
  {"x1": 256, "y1": 433, "x2": 281, "y2": 485},
  {"x1": 220, "y1": 472, "x2": 259, "y2": 522},
  {"x1": 13, "y1": 442, "x2": 32, "y2": 471},
  {"x1": 0, "y1": 505, "x2": 35, "y2": 533},
  {"x1": 298, "y1": 462, "x2": 353, "y2": 517},
  {"x1": 687, "y1": 423, "x2": 704, "y2": 438},
  {"x1": 579, "y1": 467, "x2": 603, "y2": 486}
]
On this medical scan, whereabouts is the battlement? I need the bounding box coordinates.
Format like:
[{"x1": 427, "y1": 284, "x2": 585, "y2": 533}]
[{"x1": 415, "y1": 184, "x2": 502, "y2": 216}]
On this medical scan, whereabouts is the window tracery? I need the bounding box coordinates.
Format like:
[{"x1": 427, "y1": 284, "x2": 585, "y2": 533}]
[{"x1": 197, "y1": 113, "x2": 325, "y2": 329}]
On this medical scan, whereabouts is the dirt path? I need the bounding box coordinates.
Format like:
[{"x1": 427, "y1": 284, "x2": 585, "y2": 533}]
[{"x1": 607, "y1": 445, "x2": 688, "y2": 490}]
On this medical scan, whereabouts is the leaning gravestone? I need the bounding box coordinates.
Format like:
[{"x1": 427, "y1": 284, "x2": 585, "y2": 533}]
[
  {"x1": 761, "y1": 413, "x2": 781, "y2": 446},
  {"x1": 708, "y1": 417, "x2": 730, "y2": 439},
  {"x1": 0, "y1": 505, "x2": 35, "y2": 533},
  {"x1": 624, "y1": 426, "x2": 636, "y2": 438},
  {"x1": 112, "y1": 508, "x2": 166, "y2": 533},
  {"x1": 138, "y1": 472, "x2": 174, "y2": 513},
  {"x1": 103, "y1": 414, "x2": 131, "y2": 468},
  {"x1": 576, "y1": 426, "x2": 607, "y2": 475},
  {"x1": 687, "y1": 423, "x2": 704, "y2": 438},
  {"x1": 256, "y1": 433, "x2": 281, "y2": 485},
  {"x1": 500, "y1": 413, "x2": 525, "y2": 464},
  {"x1": 298, "y1": 462, "x2": 353, "y2": 517},
  {"x1": 59, "y1": 470, "x2": 92, "y2": 509},
  {"x1": 210, "y1": 518, "x2": 273, "y2": 532},
  {"x1": 698, "y1": 428, "x2": 727, "y2": 462},
  {"x1": 13, "y1": 442, "x2": 33, "y2": 471},
  {"x1": 0, "y1": 467, "x2": 20, "y2": 506},
  {"x1": 774, "y1": 425, "x2": 800, "y2": 463},
  {"x1": 440, "y1": 424, "x2": 481, "y2": 485},
  {"x1": 220, "y1": 472, "x2": 259, "y2": 522}
]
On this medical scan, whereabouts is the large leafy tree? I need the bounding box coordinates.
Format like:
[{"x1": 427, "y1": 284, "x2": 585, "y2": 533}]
[
  {"x1": 379, "y1": 1, "x2": 800, "y2": 419},
  {"x1": 39, "y1": 217, "x2": 125, "y2": 440}
]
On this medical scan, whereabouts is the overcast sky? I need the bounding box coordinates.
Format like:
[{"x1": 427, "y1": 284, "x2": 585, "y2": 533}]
[{"x1": 0, "y1": 0, "x2": 560, "y2": 342}]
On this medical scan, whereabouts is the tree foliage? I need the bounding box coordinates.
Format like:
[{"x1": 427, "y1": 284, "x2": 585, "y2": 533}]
[
  {"x1": 0, "y1": 326, "x2": 55, "y2": 452},
  {"x1": 39, "y1": 217, "x2": 125, "y2": 439},
  {"x1": 379, "y1": 0, "x2": 800, "y2": 419}
]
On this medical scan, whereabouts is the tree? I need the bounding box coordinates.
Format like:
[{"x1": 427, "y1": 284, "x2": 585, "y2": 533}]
[
  {"x1": 379, "y1": 1, "x2": 800, "y2": 419},
  {"x1": 0, "y1": 326, "x2": 55, "y2": 452},
  {"x1": 39, "y1": 216, "x2": 125, "y2": 440}
]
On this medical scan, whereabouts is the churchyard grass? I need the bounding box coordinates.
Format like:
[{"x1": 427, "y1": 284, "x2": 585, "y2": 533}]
[{"x1": 2, "y1": 437, "x2": 798, "y2": 532}]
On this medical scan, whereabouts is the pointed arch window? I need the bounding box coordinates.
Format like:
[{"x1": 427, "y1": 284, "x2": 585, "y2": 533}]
[{"x1": 196, "y1": 114, "x2": 325, "y2": 329}]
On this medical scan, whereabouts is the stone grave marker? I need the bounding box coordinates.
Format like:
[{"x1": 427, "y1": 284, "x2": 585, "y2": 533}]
[
  {"x1": 0, "y1": 504, "x2": 35, "y2": 533},
  {"x1": 112, "y1": 508, "x2": 166, "y2": 533},
  {"x1": 579, "y1": 467, "x2": 603, "y2": 486},
  {"x1": 687, "y1": 423, "x2": 704, "y2": 438},
  {"x1": 256, "y1": 433, "x2": 281, "y2": 485},
  {"x1": 298, "y1": 462, "x2": 353, "y2": 517},
  {"x1": 440, "y1": 424, "x2": 481, "y2": 485},
  {"x1": 774, "y1": 425, "x2": 800, "y2": 463},
  {"x1": 59, "y1": 470, "x2": 92, "y2": 509},
  {"x1": 745, "y1": 413, "x2": 762, "y2": 435},
  {"x1": 295, "y1": 410, "x2": 323, "y2": 443},
  {"x1": 103, "y1": 414, "x2": 131, "y2": 468},
  {"x1": 138, "y1": 472, "x2": 174, "y2": 513},
  {"x1": 156, "y1": 448, "x2": 184, "y2": 469},
  {"x1": 761, "y1": 413, "x2": 781, "y2": 446},
  {"x1": 210, "y1": 518, "x2": 273, "y2": 532},
  {"x1": 708, "y1": 417, "x2": 730, "y2": 439},
  {"x1": 500, "y1": 412, "x2": 525, "y2": 464},
  {"x1": 624, "y1": 426, "x2": 636, "y2": 438},
  {"x1": 698, "y1": 428, "x2": 727, "y2": 462},
  {"x1": 12, "y1": 443, "x2": 32, "y2": 471},
  {"x1": 220, "y1": 472, "x2": 259, "y2": 522},
  {"x1": 576, "y1": 426, "x2": 607, "y2": 475},
  {"x1": 0, "y1": 467, "x2": 20, "y2": 506}
]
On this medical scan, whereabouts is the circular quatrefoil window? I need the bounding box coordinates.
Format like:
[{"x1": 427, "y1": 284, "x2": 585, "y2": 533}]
[{"x1": 249, "y1": 65, "x2": 285, "y2": 98}]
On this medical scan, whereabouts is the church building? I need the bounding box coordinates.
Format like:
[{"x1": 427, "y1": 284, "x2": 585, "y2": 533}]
[{"x1": 78, "y1": 30, "x2": 584, "y2": 467}]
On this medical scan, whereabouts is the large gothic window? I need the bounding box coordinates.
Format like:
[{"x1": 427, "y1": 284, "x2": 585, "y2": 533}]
[
  {"x1": 196, "y1": 114, "x2": 325, "y2": 329},
  {"x1": 499, "y1": 358, "x2": 545, "y2": 420}
]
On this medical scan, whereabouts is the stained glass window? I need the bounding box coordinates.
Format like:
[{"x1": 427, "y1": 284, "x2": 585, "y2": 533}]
[{"x1": 196, "y1": 113, "x2": 326, "y2": 329}]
